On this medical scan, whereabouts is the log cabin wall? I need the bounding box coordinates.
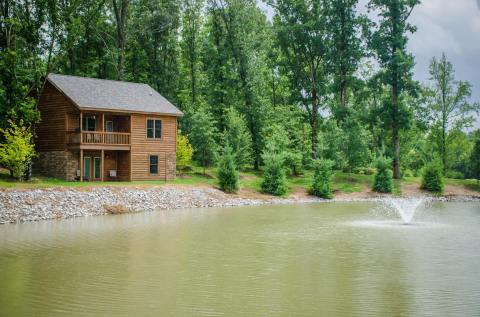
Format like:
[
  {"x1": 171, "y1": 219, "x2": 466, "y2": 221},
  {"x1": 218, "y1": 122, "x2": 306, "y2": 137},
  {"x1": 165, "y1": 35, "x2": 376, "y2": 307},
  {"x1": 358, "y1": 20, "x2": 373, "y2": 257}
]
[
  {"x1": 36, "y1": 81, "x2": 78, "y2": 152},
  {"x1": 130, "y1": 114, "x2": 177, "y2": 180}
]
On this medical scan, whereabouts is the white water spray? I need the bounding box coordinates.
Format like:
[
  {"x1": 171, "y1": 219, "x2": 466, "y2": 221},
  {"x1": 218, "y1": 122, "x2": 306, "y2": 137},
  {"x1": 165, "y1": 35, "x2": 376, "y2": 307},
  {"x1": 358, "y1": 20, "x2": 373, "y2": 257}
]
[{"x1": 379, "y1": 197, "x2": 426, "y2": 224}]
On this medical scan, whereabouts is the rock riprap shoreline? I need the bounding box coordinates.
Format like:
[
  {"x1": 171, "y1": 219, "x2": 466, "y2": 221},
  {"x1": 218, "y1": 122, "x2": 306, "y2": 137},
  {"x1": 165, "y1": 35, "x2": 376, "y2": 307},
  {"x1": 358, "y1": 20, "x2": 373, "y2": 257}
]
[
  {"x1": 0, "y1": 186, "x2": 325, "y2": 224},
  {"x1": 0, "y1": 186, "x2": 478, "y2": 224}
]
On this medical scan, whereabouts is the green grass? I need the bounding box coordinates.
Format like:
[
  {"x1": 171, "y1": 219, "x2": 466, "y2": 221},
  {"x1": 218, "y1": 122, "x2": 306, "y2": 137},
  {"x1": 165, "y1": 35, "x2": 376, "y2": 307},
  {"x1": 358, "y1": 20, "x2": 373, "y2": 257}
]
[{"x1": 1, "y1": 167, "x2": 478, "y2": 196}]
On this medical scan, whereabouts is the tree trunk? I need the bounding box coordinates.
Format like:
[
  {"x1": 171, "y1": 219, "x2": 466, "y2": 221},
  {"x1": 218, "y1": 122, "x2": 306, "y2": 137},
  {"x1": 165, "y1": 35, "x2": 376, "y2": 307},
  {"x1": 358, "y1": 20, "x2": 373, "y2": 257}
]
[
  {"x1": 112, "y1": 0, "x2": 128, "y2": 80},
  {"x1": 392, "y1": 86, "x2": 401, "y2": 179},
  {"x1": 311, "y1": 87, "x2": 319, "y2": 159}
]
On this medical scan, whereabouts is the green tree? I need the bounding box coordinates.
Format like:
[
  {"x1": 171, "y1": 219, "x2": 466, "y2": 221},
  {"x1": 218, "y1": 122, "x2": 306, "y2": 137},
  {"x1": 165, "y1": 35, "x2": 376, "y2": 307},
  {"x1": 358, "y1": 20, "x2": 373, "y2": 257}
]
[
  {"x1": 470, "y1": 136, "x2": 480, "y2": 185},
  {"x1": 223, "y1": 107, "x2": 253, "y2": 171},
  {"x1": 261, "y1": 151, "x2": 288, "y2": 196},
  {"x1": 271, "y1": 0, "x2": 329, "y2": 158},
  {"x1": 368, "y1": 0, "x2": 420, "y2": 179},
  {"x1": 217, "y1": 144, "x2": 239, "y2": 192},
  {"x1": 341, "y1": 115, "x2": 371, "y2": 174},
  {"x1": 0, "y1": 120, "x2": 36, "y2": 181},
  {"x1": 421, "y1": 161, "x2": 444, "y2": 194},
  {"x1": 325, "y1": 0, "x2": 366, "y2": 120},
  {"x1": 373, "y1": 155, "x2": 393, "y2": 193},
  {"x1": 188, "y1": 109, "x2": 219, "y2": 174},
  {"x1": 427, "y1": 53, "x2": 480, "y2": 172},
  {"x1": 176, "y1": 130, "x2": 194, "y2": 171},
  {"x1": 310, "y1": 159, "x2": 334, "y2": 199}
]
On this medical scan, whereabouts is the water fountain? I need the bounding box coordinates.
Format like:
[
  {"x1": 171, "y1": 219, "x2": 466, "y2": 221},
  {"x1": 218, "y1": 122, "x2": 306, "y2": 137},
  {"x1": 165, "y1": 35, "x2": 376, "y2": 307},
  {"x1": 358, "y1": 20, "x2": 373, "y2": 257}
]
[{"x1": 379, "y1": 197, "x2": 426, "y2": 224}]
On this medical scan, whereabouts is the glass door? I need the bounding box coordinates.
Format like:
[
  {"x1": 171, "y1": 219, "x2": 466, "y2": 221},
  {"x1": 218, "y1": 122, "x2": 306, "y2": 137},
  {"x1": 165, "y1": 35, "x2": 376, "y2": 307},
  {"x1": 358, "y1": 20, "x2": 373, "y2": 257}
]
[
  {"x1": 94, "y1": 157, "x2": 101, "y2": 179},
  {"x1": 83, "y1": 157, "x2": 91, "y2": 180}
]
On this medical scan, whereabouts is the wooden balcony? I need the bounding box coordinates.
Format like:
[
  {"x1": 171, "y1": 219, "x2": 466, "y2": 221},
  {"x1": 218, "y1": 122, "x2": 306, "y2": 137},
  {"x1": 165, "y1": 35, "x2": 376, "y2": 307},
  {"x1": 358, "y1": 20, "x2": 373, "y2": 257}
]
[{"x1": 67, "y1": 131, "x2": 131, "y2": 150}]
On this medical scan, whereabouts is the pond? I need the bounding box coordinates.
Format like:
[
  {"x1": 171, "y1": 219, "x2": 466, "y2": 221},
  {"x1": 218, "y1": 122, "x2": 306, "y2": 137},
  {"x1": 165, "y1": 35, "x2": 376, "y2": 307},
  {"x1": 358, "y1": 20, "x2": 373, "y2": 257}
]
[{"x1": 0, "y1": 201, "x2": 479, "y2": 316}]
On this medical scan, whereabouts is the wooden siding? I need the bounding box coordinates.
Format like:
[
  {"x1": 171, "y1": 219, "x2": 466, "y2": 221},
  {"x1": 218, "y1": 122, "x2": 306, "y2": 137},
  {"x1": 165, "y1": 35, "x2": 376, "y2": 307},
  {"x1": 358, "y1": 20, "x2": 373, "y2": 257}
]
[
  {"x1": 130, "y1": 114, "x2": 177, "y2": 180},
  {"x1": 36, "y1": 81, "x2": 78, "y2": 151}
]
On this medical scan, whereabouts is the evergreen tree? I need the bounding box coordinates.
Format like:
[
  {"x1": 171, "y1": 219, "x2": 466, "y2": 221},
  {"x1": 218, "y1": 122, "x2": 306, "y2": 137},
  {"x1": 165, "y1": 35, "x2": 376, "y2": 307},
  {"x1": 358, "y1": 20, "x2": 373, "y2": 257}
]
[
  {"x1": 310, "y1": 159, "x2": 334, "y2": 199},
  {"x1": 217, "y1": 144, "x2": 239, "y2": 193},
  {"x1": 261, "y1": 151, "x2": 287, "y2": 196},
  {"x1": 421, "y1": 161, "x2": 444, "y2": 193},
  {"x1": 223, "y1": 107, "x2": 253, "y2": 171},
  {"x1": 188, "y1": 108, "x2": 219, "y2": 174},
  {"x1": 373, "y1": 156, "x2": 393, "y2": 193},
  {"x1": 341, "y1": 115, "x2": 371, "y2": 173}
]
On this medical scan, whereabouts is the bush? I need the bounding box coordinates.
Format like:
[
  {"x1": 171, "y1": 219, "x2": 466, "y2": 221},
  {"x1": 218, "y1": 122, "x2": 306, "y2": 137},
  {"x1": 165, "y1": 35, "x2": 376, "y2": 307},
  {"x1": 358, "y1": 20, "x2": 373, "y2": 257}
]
[
  {"x1": 373, "y1": 156, "x2": 393, "y2": 193},
  {"x1": 261, "y1": 152, "x2": 287, "y2": 196},
  {"x1": 176, "y1": 130, "x2": 193, "y2": 171},
  {"x1": 310, "y1": 159, "x2": 334, "y2": 199},
  {"x1": 217, "y1": 145, "x2": 239, "y2": 193},
  {"x1": 0, "y1": 120, "x2": 36, "y2": 181},
  {"x1": 422, "y1": 162, "x2": 444, "y2": 193}
]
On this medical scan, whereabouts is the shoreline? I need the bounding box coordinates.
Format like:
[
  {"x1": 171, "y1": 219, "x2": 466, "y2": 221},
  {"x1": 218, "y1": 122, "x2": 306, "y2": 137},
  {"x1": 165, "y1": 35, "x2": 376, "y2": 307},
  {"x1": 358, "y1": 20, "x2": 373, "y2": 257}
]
[{"x1": 0, "y1": 185, "x2": 479, "y2": 224}]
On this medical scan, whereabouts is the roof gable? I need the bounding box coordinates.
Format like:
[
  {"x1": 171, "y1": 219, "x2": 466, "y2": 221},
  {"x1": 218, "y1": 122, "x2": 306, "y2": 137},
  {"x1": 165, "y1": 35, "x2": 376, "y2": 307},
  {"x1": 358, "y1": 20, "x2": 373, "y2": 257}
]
[{"x1": 47, "y1": 74, "x2": 183, "y2": 116}]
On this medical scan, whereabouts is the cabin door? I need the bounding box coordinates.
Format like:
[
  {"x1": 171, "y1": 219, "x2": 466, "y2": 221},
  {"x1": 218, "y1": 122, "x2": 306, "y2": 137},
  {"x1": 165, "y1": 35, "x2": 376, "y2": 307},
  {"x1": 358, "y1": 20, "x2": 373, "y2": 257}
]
[
  {"x1": 94, "y1": 157, "x2": 101, "y2": 179},
  {"x1": 83, "y1": 157, "x2": 91, "y2": 180}
]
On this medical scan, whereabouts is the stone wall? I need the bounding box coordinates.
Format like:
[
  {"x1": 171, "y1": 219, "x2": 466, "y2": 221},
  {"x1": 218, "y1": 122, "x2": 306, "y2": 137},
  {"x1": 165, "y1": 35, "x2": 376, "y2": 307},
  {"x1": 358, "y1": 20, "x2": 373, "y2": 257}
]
[
  {"x1": 166, "y1": 152, "x2": 176, "y2": 180},
  {"x1": 34, "y1": 151, "x2": 78, "y2": 181}
]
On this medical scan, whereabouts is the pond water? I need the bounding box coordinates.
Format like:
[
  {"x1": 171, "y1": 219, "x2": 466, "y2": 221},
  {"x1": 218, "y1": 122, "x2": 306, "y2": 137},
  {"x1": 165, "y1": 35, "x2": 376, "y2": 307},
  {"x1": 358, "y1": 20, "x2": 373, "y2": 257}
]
[{"x1": 0, "y1": 201, "x2": 479, "y2": 316}]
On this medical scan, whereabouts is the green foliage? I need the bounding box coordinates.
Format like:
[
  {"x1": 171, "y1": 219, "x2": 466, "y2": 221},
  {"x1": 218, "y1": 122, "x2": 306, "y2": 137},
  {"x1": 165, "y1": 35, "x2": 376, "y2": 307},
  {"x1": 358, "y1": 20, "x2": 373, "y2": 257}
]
[
  {"x1": 341, "y1": 115, "x2": 371, "y2": 173},
  {"x1": 470, "y1": 136, "x2": 480, "y2": 183},
  {"x1": 217, "y1": 144, "x2": 239, "y2": 193},
  {"x1": 310, "y1": 159, "x2": 334, "y2": 199},
  {"x1": 0, "y1": 121, "x2": 36, "y2": 181},
  {"x1": 421, "y1": 162, "x2": 444, "y2": 194},
  {"x1": 373, "y1": 156, "x2": 393, "y2": 193},
  {"x1": 176, "y1": 131, "x2": 193, "y2": 170},
  {"x1": 261, "y1": 151, "x2": 288, "y2": 196},
  {"x1": 188, "y1": 109, "x2": 218, "y2": 172},
  {"x1": 223, "y1": 107, "x2": 253, "y2": 171}
]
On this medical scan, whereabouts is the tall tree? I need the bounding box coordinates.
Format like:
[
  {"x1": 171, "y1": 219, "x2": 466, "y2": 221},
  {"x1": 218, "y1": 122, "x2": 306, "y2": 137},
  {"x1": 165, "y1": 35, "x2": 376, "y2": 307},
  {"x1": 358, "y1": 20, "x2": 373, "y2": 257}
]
[
  {"x1": 325, "y1": 0, "x2": 366, "y2": 120},
  {"x1": 369, "y1": 0, "x2": 420, "y2": 179},
  {"x1": 427, "y1": 53, "x2": 480, "y2": 171},
  {"x1": 272, "y1": 0, "x2": 329, "y2": 159},
  {"x1": 111, "y1": 0, "x2": 129, "y2": 79}
]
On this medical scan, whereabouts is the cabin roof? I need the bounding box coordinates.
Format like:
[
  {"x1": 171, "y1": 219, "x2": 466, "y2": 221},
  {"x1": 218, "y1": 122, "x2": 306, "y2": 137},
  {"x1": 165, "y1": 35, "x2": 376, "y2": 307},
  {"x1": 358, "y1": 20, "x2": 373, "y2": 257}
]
[{"x1": 46, "y1": 73, "x2": 183, "y2": 116}]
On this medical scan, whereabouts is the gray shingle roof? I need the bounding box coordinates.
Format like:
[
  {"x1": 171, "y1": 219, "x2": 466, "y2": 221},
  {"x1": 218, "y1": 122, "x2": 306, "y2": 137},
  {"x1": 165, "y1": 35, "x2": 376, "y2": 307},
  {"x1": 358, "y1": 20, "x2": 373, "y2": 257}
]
[{"x1": 47, "y1": 73, "x2": 183, "y2": 116}]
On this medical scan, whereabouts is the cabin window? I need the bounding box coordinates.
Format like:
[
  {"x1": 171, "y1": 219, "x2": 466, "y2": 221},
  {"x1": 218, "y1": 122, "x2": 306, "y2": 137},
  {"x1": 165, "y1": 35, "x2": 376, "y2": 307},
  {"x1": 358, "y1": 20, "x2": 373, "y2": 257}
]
[
  {"x1": 106, "y1": 120, "x2": 114, "y2": 132},
  {"x1": 146, "y1": 119, "x2": 162, "y2": 139},
  {"x1": 82, "y1": 116, "x2": 96, "y2": 131},
  {"x1": 149, "y1": 155, "x2": 158, "y2": 174}
]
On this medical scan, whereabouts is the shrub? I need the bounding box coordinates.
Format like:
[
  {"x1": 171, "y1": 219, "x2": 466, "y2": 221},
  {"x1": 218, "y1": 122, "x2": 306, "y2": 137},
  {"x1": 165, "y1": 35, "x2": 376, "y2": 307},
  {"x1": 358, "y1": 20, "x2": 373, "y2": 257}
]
[
  {"x1": 373, "y1": 156, "x2": 393, "y2": 193},
  {"x1": 445, "y1": 170, "x2": 464, "y2": 180},
  {"x1": 261, "y1": 152, "x2": 287, "y2": 196},
  {"x1": 217, "y1": 145, "x2": 239, "y2": 193},
  {"x1": 0, "y1": 120, "x2": 36, "y2": 181},
  {"x1": 310, "y1": 159, "x2": 334, "y2": 199},
  {"x1": 176, "y1": 130, "x2": 193, "y2": 171},
  {"x1": 422, "y1": 162, "x2": 444, "y2": 193}
]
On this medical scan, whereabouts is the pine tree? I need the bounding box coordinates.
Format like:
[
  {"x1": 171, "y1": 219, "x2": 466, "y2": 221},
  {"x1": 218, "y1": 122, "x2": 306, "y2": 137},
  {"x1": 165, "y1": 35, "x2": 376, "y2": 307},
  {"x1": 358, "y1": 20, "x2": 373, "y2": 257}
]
[
  {"x1": 421, "y1": 161, "x2": 444, "y2": 194},
  {"x1": 261, "y1": 151, "x2": 287, "y2": 196},
  {"x1": 217, "y1": 144, "x2": 239, "y2": 193},
  {"x1": 310, "y1": 159, "x2": 334, "y2": 199},
  {"x1": 373, "y1": 156, "x2": 393, "y2": 193}
]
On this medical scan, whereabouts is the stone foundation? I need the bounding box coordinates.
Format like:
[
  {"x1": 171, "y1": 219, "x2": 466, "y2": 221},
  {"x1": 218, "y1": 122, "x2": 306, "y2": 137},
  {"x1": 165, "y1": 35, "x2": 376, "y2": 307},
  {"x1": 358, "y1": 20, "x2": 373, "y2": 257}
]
[
  {"x1": 166, "y1": 152, "x2": 176, "y2": 180},
  {"x1": 34, "y1": 151, "x2": 79, "y2": 181}
]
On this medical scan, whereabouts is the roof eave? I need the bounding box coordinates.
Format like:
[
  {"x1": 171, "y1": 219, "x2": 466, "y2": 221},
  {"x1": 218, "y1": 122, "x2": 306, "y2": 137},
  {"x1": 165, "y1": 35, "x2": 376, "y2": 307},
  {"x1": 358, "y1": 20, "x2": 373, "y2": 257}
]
[{"x1": 78, "y1": 106, "x2": 184, "y2": 117}]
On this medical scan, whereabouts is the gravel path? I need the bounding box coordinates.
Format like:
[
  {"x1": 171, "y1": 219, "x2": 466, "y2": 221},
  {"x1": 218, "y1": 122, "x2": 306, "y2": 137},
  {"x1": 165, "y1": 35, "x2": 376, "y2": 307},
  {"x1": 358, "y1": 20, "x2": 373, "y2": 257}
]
[{"x1": 0, "y1": 186, "x2": 478, "y2": 224}]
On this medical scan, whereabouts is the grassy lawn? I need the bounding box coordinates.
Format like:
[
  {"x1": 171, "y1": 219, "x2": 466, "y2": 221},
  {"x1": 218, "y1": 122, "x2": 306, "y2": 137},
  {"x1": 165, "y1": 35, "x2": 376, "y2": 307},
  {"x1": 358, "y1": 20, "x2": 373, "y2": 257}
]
[{"x1": 0, "y1": 166, "x2": 478, "y2": 195}]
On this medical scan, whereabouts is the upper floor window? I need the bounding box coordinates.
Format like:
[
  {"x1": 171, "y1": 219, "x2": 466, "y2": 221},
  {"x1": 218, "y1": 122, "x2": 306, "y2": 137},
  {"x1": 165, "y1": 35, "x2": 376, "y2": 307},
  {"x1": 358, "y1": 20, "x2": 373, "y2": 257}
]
[
  {"x1": 106, "y1": 120, "x2": 114, "y2": 132},
  {"x1": 147, "y1": 119, "x2": 162, "y2": 139},
  {"x1": 82, "y1": 116, "x2": 96, "y2": 131}
]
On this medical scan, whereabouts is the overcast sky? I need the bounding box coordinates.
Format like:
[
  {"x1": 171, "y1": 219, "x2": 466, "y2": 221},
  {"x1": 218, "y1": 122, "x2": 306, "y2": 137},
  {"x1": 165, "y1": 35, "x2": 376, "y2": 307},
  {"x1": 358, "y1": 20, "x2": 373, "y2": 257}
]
[{"x1": 258, "y1": 0, "x2": 480, "y2": 104}]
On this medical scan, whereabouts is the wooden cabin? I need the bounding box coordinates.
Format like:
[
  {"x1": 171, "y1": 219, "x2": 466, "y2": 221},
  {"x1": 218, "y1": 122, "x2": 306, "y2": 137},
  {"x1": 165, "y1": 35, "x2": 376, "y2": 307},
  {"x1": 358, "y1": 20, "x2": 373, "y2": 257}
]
[{"x1": 34, "y1": 74, "x2": 183, "y2": 181}]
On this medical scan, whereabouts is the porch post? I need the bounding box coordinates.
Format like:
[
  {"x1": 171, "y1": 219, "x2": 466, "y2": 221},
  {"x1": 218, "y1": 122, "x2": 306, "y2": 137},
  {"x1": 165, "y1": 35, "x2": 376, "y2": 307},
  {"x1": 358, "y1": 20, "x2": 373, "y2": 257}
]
[
  {"x1": 79, "y1": 112, "x2": 83, "y2": 132},
  {"x1": 80, "y1": 149, "x2": 83, "y2": 182},
  {"x1": 101, "y1": 149, "x2": 104, "y2": 182}
]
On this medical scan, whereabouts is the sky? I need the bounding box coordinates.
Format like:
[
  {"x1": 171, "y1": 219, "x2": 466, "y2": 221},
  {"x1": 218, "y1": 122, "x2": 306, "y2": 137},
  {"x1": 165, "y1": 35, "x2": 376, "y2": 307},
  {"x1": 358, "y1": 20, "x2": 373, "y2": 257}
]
[{"x1": 258, "y1": 0, "x2": 480, "y2": 105}]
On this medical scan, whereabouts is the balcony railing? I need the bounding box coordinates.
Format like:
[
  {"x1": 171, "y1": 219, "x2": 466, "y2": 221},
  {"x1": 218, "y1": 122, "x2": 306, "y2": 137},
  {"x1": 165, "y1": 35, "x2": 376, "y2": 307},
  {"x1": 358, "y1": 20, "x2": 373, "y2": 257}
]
[{"x1": 67, "y1": 131, "x2": 131, "y2": 146}]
